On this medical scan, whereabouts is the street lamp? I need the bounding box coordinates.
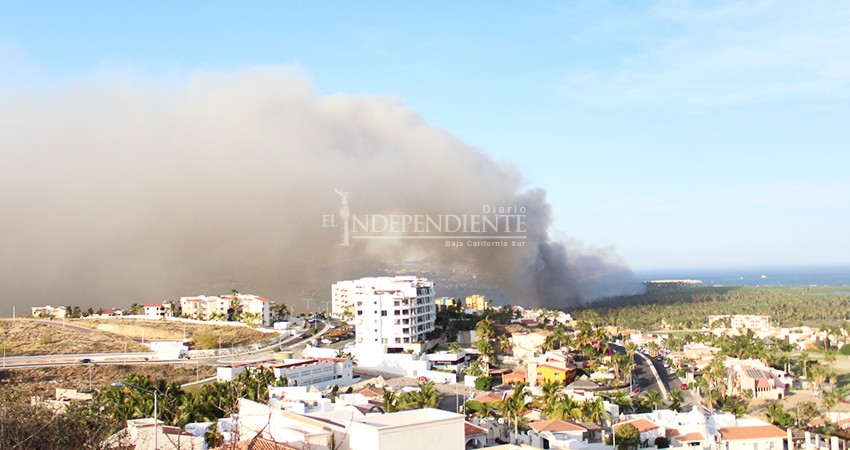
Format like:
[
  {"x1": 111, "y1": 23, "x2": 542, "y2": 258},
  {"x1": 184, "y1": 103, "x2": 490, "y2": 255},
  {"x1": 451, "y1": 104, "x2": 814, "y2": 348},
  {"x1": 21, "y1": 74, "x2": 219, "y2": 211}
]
[{"x1": 113, "y1": 382, "x2": 158, "y2": 450}]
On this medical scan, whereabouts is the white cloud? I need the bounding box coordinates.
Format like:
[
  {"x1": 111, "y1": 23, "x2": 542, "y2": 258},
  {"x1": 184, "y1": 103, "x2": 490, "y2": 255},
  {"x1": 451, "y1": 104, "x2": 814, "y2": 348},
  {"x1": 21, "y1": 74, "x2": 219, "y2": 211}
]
[{"x1": 559, "y1": 0, "x2": 850, "y2": 107}]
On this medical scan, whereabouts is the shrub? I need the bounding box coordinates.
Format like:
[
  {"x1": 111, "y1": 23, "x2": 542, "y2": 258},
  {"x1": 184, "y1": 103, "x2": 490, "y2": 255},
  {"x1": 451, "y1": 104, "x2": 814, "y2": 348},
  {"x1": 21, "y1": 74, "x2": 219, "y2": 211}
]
[
  {"x1": 839, "y1": 344, "x2": 850, "y2": 355},
  {"x1": 655, "y1": 436, "x2": 670, "y2": 449},
  {"x1": 475, "y1": 375, "x2": 493, "y2": 391}
]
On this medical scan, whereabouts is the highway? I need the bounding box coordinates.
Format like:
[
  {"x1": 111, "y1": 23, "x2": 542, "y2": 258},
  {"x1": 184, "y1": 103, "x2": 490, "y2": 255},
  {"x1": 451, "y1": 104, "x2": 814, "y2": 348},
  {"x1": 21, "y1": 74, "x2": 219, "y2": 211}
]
[{"x1": 0, "y1": 319, "x2": 336, "y2": 370}]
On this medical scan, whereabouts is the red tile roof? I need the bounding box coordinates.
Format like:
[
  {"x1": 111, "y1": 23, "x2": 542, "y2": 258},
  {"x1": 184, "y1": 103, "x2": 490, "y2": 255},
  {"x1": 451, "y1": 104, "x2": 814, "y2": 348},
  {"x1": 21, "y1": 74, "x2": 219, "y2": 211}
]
[
  {"x1": 472, "y1": 391, "x2": 506, "y2": 404},
  {"x1": 718, "y1": 425, "x2": 787, "y2": 440},
  {"x1": 678, "y1": 432, "x2": 705, "y2": 442},
  {"x1": 614, "y1": 418, "x2": 660, "y2": 433},
  {"x1": 529, "y1": 419, "x2": 588, "y2": 433},
  {"x1": 465, "y1": 422, "x2": 488, "y2": 436},
  {"x1": 224, "y1": 438, "x2": 298, "y2": 450},
  {"x1": 356, "y1": 386, "x2": 386, "y2": 398}
]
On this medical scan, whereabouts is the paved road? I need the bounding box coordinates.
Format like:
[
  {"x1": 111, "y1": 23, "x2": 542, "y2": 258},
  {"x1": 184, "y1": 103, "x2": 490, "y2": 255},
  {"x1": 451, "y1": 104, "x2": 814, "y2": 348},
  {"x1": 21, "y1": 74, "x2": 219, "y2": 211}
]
[{"x1": 610, "y1": 343, "x2": 666, "y2": 396}]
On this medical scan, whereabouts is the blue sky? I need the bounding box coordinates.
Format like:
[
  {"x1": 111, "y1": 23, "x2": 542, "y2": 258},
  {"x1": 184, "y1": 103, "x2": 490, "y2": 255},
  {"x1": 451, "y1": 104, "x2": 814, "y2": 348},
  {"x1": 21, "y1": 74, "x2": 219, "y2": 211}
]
[{"x1": 2, "y1": 1, "x2": 849, "y2": 271}]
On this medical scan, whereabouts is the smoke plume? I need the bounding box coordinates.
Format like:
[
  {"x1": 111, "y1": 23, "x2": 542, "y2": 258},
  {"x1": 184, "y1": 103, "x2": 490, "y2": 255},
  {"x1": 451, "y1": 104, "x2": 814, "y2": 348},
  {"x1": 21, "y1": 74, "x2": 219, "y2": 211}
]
[{"x1": 0, "y1": 67, "x2": 640, "y2": 314}]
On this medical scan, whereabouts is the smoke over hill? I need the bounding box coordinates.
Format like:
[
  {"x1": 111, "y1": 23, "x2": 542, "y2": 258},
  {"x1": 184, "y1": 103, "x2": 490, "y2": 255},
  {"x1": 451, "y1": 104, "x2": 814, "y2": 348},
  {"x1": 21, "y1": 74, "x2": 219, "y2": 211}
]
[{"x1": 0, "y1": 67, "x2": 640, "y2": 314}]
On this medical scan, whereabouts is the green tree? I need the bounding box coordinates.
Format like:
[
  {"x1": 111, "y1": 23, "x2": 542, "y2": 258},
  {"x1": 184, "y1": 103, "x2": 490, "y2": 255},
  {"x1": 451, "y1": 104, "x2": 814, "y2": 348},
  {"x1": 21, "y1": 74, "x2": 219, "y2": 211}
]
[
  {"x1": 475, "y1": 375, "x2": 494, "y2": 391},
  {"x1": 614, "y1": 423, "x2": 640, "y2": 450},
  {"x1": 643, "y1": 390, "x2": 664, "y2": 411},
  {"x1": 668, "y1": 389, "x2": 684, "y2": 412},
  {"x1": 765, "y1": 402, "x2": 794, "y2": 427}
]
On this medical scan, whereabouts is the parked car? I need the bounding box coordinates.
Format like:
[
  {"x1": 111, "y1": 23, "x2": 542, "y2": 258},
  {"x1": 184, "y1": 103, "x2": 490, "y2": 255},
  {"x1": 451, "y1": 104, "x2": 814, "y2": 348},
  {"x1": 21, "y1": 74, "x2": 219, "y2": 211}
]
[
  {"x1": 681, "y1": 383, "x2": 689, "y2": 390},
  {"x1": 79, "y1": 358, "x2": 92, "y2": 364},
  {"x1": 632, "y1": 386, "x2": 641, "y2": 394}
]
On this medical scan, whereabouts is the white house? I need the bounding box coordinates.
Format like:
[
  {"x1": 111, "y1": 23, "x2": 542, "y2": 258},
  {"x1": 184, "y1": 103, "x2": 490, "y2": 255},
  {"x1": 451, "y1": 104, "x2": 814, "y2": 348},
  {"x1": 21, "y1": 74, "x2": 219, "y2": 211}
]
[
  {"x1": 528, "y1": 419, "x2": 592, "y2": 449},
  {"x1": 31, "y1": 305, "x2": 66, "y2": 319},
  {"x1": 614, "y1": 418, "x2": 664, "y2": 448},
  {"x1": 236, "y1": 398, "x2": 464, "y2": 450},
  {"x1": 718, "y1": 424, "x2": 786, "y2": 450},
  {"x1": 271, "y1": 358, "x2": 354, "y2": 390}
]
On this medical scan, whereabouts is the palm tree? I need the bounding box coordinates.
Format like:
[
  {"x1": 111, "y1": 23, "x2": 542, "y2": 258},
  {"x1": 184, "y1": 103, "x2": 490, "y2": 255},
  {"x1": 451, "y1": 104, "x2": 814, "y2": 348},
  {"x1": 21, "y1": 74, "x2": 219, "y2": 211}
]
[
  {"x1": 497, "y1": 382, "x2": 528, "y2": 444},
  {"x1": 475, "y1": 317, "x2": 495, "y2": 342},
  {"x1": 335, "y1": 349, "x2": 357, "y2": 365},
  {"x1": 399, "y1": 381, "x2": 442, "y2": 410},
  {"x1": 825, "y1": 349, "x2": 837, "y2": 372},
  {"x1": 537, "y1": 379, "x2": 562, "y2": 413},
  {"x1": 382, "y1": 390, "x2": 399, "y2": 413},
  {"x1": 668, "y1": 389, "x2": 684, "y2": 412},
  {"x1": 498, "y1": 334, "x2": 513, "y2": 356},
  {"x1": 643, "y1": 390, "x2": 664, "y2": 411},
  {"x1": 548, "y1": 393, "x2": 583, "y2": 420},
  {"x1": 582, "y1": 397, "x2": 611, "y2": 426}
]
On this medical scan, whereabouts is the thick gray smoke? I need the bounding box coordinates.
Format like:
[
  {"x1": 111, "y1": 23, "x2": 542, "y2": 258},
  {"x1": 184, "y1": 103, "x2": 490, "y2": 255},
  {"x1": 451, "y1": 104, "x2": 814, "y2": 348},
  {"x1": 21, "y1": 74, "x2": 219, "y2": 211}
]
[{"x1": 0, "y1": 67, "x2": 640, "y2": 314}]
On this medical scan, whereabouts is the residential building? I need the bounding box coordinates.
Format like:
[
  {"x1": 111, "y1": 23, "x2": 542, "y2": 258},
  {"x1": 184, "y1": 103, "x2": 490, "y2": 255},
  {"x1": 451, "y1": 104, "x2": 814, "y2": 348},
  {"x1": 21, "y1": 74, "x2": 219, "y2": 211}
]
[
  {"x1": 344, "y1": 276, "x2": 435, "y2": 352},
  {"x1": 717, "y1": 425, "x2": 786, "y2": 450},
  {"x1": 103, "y1": 418, "x2": 206, "y2": 450},
  {"x1": 236, "y1": 398, "x2": 465, "y2": 450},
  {"x1": 464, "y1": 295, "x2": 490, "y2": 311},
  {"x1": 502, "y1": 370, "x2": 527, "y2": 385},
  {"x1": 726, "y1": 358, "x2": 791, "y2": 400},
  {"x1": 217, "y1": 358, "x2": 354, "y2": 391},
  {"x1": 434, "y1": 297, "x2": 458, "y2": 312},
  {"x1": 31, "y1": 305, "x2": 66, "y2": 319},
  {"x1": 528, "y1": 419, "x2": 597, "y2": 449},
  {"x1": 709, "y1": 315, "x2": 771, "y2": 332},
  {"x1": 332, "y1": 280, "x2": 352, "y2": 317},
  {"x1": 529, "y1": 353, "x2": 578, "y2": 386},
  {"x1": 179, "y1": 293, "x2": 272, "y2": 326},
  {"x1": 142, "y1": 301, "x2": 172, "y2": 318},
  {"x1": 614, "y1": 418, "x2": 665, "y2": 448},
  {"x1": 271, "y1": 358, "x2": 354, "y2": 390}
]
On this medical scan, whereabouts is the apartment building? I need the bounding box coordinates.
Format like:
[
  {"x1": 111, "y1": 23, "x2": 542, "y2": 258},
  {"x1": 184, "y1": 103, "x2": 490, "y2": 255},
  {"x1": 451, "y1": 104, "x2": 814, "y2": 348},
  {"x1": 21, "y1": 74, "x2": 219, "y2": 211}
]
[
  {"x1": 340, "y1": 276, "x2": 435, "y2": 352},
  {"x1": 709, "y1": 315, "x2": 771, "y2": 332},
  {"x1": 179, "y1": 293, "x2": 272, "y2": 326}
]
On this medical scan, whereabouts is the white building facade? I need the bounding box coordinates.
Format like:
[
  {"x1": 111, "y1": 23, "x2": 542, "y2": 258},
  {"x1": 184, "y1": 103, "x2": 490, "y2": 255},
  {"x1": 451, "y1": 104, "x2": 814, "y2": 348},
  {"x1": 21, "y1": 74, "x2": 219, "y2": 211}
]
[{"x1": 342, "y1": 276, "x2": 436, "y2": 352}]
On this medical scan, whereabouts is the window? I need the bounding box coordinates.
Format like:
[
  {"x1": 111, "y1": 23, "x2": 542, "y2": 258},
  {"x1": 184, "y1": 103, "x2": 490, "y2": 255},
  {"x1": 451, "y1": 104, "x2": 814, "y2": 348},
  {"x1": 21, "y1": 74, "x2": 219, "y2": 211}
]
[
  {"x1": 381, "y1": 310, "x2": 387, "y2": 316},
  {"x1": 357, "y1": 310, "x2": 362, "y2": 316}
]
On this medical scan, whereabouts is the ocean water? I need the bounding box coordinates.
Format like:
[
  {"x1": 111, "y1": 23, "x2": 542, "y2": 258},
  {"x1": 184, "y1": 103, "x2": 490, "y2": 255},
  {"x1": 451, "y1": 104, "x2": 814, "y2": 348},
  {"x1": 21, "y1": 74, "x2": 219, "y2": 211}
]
[{"x1": 634, "y1": 265, "x2": 850, "y2": 287}]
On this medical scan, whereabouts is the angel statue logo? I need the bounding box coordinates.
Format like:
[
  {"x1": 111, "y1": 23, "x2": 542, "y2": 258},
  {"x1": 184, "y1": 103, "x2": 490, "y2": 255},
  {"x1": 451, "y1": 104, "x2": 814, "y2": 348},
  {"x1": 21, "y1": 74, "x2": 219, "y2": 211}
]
[{"x1": 335, "y1": 188, "x2": 350, "y2": 246}]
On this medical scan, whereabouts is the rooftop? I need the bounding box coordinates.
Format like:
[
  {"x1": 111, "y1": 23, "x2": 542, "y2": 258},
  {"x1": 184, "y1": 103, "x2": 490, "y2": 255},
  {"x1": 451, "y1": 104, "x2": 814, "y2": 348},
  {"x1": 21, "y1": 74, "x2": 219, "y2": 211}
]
[
  {"x1": 614, "y1": 418, "x2": 660, "y2": 433},
  {"x1": 718, "y1": 425, "x2": 787, "y2": 440},
  {"x1": 352, "y1": 408, "x2": 462, "y2": 428},
  {"x1": 529, "y1": 419, "x2": 588, "y2": 433}
]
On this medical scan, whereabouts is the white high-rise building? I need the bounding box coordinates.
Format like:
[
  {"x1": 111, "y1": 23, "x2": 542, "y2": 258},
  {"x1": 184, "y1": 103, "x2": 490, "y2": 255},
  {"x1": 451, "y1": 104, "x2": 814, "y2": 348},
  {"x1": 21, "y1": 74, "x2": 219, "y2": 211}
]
[
  {"x1": 331, "y1": 280, "x2": 356, "y2": 318},
  {"x1": 337, "y1": 276, "x2": 436, "y2": 352}
]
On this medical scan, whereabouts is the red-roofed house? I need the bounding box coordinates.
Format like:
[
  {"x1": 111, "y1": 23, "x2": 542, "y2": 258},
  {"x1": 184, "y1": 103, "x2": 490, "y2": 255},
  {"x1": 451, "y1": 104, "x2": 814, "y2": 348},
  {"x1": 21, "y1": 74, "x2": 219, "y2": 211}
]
[
  {"x1": 718, "y1": 425, "x2": 787, "y2": 450},
  {"x1": 355, "y1": 386, "x2": 386, "y2": 399},
  {"x1": 471, "y1": 391, "x2": 507, "y2": 404},
  {"x1": 503, "y1": 370, "x2": 527, "y2": 385},
  {"x1": 465, "y1": 422, "x2": 488, "y2": 448},
  {"x1": 529, "y1": 419, "x2": 590, "y2": 448},
  {"x1": 614, "y1": 418, "x2": 665, "y2": 447},
  {"x1": 733, "y1": 364, "x2": 789, "y2": 400}
]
